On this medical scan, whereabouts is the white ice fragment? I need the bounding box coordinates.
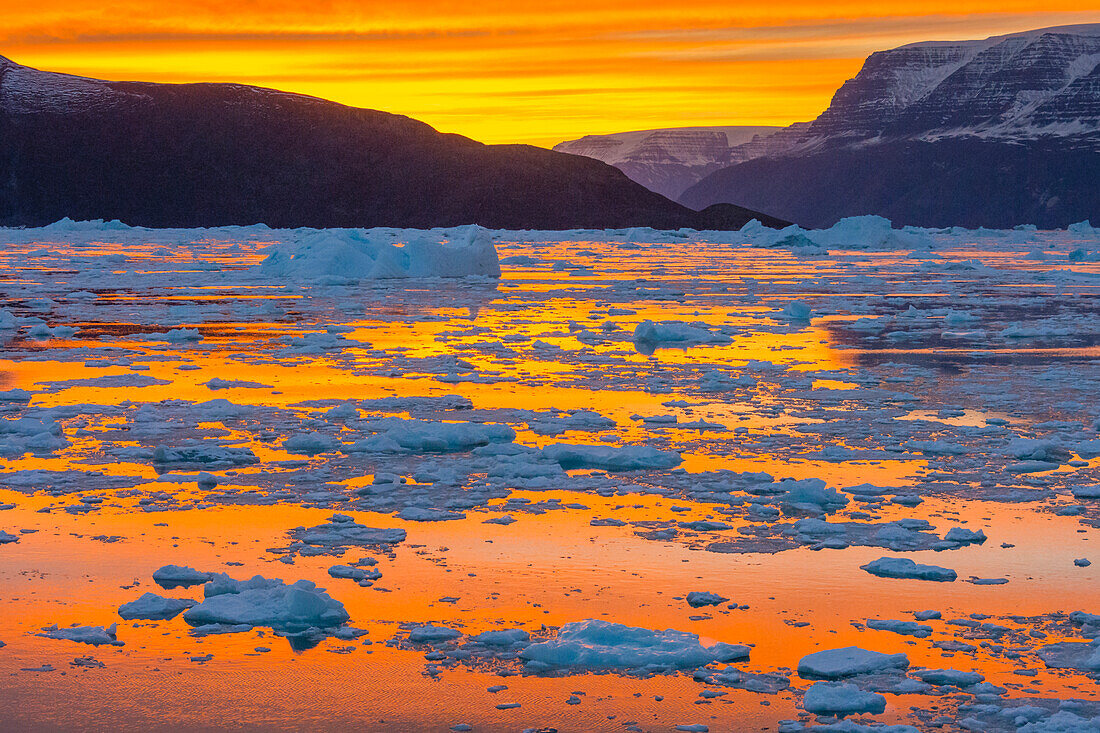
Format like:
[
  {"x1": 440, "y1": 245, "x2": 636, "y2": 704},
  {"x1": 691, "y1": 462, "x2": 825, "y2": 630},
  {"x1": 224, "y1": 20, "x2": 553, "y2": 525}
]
[
  {"x1": 203, "y1": 378, "x2": 272, "y2": 390},
  {"x1": 183, "y1": 574, "x2": 350, "y2": 630},
  {"x1": 408, "y1": 625, "x2": 462, "y2": 643},
  {"x1": 118, "y1": 592, "x2": 197, "y2": 620},
  {"x1": 1071, "y1": 485, "x2": 1100, "y2": 499},
  {"x1": 632, "y1": 320, "x2": 732, "y2": 347},
  {"x1": 777, "y1": 478, "x2": 849, "y2": 513},
  {"x1": 291, "y1": 517, "x2": 406, "y2": 547},
  {"x1": 38, "y1": 623, "x2": 123, "y2": 646},
  {"x1": 542, "y1": 443, "x2": 681, "y2": 471},
  {"x1": 797, "y1": 646, "x2": 909, "y2": 679},
  {"x1": 520, "y1": 620, "x2": 748, "y2": 671},
  {"x1": 470, "y1": 629, "x2": 530, "y2": 646},
  {"x1": 860, "y1": 557, "x2": 957, "y2": 582},
  {"x1": 395, "y1": 507, "x2": 466, "y2": 522},
  {"x1": 779, "y1": 301, "x2": 812, "y2": 321},
  {"x1": 383, "y1": 420, "x2": 515, "y2": 452},
  {"x1": 802, "y1": 682, "x2": 886, "y2": 716},
  {"x1": 911, "y1": 669, "x2": 984, "y2": 687},
  {"x1": 686, "y1": 592, "x2": 729, "y2": 608},
  {"x1": 943, "y1": 527, "x2": 986, "y2": 545},
  {"x1": 327, "y1": 565, "x2": 381, "y2": 582},
  {"x1": 152, "y1": 565, "x2": 213, "y2": 587},
  {"x1": 865, "y1": 619, "x2": 933, "y2": 638}
]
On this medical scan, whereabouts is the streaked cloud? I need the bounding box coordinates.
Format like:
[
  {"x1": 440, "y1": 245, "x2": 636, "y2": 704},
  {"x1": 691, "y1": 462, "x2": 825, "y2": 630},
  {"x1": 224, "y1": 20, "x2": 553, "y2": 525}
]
[{"x1": 2, "y1": 3, "x2": 1092, "y2": 145}]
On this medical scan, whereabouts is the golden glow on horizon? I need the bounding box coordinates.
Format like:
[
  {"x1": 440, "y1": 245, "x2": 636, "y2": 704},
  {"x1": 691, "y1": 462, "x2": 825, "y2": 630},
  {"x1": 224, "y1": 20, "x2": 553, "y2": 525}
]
[{"x1": 2, "y1": 2, "x2": 1097, "y2": 145}]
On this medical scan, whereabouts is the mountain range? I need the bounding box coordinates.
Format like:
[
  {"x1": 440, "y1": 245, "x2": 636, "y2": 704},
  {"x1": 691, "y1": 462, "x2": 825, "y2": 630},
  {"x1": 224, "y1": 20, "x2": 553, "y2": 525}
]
[
  {"x1": 553, "y1": 126, "x2": 781, "y2": 199},
  {"x1": 0, "y1": 57, "x2": 786, "y2": 231},
  {"x1": 562, "y1": 24, "x2": 1100, "y2": 229}
]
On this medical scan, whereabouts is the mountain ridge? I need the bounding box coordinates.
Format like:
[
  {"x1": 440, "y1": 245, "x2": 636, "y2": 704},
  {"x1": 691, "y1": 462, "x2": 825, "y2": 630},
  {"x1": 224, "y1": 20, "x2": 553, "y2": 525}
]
[
  {"x1": 0, "y1": 57, "x2": 786, "y2": 231},
  {"x1": 553, "y1": 125, "x2": 783, "y2": 199},
  {"x1": 680, "y1": 23, "x2": 1100, "y2": 228}
]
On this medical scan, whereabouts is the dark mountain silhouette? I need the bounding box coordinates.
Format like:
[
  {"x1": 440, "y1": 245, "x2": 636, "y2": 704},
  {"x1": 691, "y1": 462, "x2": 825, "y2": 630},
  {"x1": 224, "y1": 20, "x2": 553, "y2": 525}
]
[{"x1": 0, "y1": 56, "x2": 786, "y2": 231}]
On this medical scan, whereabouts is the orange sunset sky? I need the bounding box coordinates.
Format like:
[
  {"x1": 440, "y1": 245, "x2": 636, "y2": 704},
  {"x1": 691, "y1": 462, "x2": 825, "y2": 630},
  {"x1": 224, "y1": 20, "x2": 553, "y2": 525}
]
[{"x1": 3, "y1": 2, "x2": 1098, "y2": 145}]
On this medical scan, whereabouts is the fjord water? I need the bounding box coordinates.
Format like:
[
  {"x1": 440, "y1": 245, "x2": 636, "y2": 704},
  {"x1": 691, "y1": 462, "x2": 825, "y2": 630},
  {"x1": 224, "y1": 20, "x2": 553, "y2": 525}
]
[{"x1": 0, "y1": 222, "x2": 1098, "y2": 731}]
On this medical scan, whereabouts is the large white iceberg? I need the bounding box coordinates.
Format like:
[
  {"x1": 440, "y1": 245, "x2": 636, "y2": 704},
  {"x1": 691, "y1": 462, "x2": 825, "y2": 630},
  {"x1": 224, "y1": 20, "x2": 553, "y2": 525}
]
[
  {"x1": 256, "y1": 225, "x2": 500, "y2": 281},
  {"x1": 182, "y1": 574, "x2": 350, "y2": 630}
]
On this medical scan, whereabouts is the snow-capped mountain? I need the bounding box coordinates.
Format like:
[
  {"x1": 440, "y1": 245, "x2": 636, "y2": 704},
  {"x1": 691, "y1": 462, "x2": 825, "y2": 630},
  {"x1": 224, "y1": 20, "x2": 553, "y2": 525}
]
[
  {"x1": 770, "y1": 23, "x2": 1100, "y2": 153},
  {"x1": 554, "y1": 126, "x2": 781, "y2": 198},
  {"x1": 680, "y1": 24, "x2": 1100, "y2": 228},
  {"x1": 0, "y1": 55, "x2": 785, "y2": 230}
]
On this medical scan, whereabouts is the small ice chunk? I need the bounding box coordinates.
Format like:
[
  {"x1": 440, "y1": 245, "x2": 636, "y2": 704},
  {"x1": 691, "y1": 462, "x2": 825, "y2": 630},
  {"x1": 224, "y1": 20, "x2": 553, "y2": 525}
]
[
  {"x1": 860, "y1": 557, "x2": 957, "y2": 582},
  {"x1": 779, "y1": 301, "x2": 812, "y2": 322},
  {"x1": 865, "y1": 619, "x2": 932, "y2": 638},
  {"x1": 776, "y1": 478, "x2": 848, "y2": 513},
  {"x1": 118, "y1": 593, "x2": 197, "y2": 620},
  {"x1": 152, "y1": 565, "x2": 212, "y2": 587},
  {"x1": 520, "y1": 620, "x2": 748, "y2": 671},
  {"x1": 38, "y1": 623, "x2": 123, "y2": 646},
  {"x1": 542, "y1": 443, "x2": 681, "y2": 471},
  {"x1": 633, "y1": 320, "x2": 731, "y2": 347},
  {"x1": 686, "y1": 592, "x2": 729, "y2": 608},
  {"x1": 291, "y1": 517, "x2": 406, "y2": 547},
  {"x1": 798, "y1": 646, "x2": 909, "y2": 679},
  {"x1": 802, "y1": 681, "x2": 886, "y2": 716},
  {"x1": 408, "y1": 625, "x2": 462, "y2": 643},
  {"x1": 943, "y1": 527, "x2": 986, "y2": 545},
  {"x1": 911, "y1": 669, "x2": 984, "y2": 687},
  {"x1": 182, "y1": 574, "x2": 350, "y2": 630},
  {"x1": 470, "y1": 629, "x2": 530, "y2": 646},
  {"x1": 1070, "y1": 485, "x2": 1100, "y2": 499},
  {"x1": 328, "y1": 565, "x2": 381, "y2": 582}
]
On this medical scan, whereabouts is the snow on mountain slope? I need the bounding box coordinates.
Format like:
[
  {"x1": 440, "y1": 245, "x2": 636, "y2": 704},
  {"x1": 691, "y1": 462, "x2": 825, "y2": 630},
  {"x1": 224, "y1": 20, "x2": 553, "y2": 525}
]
[
  {"x1": 553, "y1": 126, "x2": 781, "y2": 198},
  {"x1": 680, "y1": 24, "x2": 1100, "y2": 229},
  {"x1": 0, "y1": 56, "x2": 140, "y2": 114},
  {"x1": 556, "y1": 126, "x2": 780, "y2": 166},
  {"x1": 751, "y1": 23, "x2": 1100, "y2": 156}
]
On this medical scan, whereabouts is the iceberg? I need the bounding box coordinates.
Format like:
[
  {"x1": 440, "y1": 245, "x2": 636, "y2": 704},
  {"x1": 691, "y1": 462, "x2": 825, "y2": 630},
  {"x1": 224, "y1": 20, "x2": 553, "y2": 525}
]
[
  {"x1": 38, "y1": 623, "x2": 124, "y2": 646},
  {"x1": 182, "y1": 574, "x2": 350, "y2": 630},
  {"x1": 802, "y1": 682, "x2": 886, "y2": 716},
  {"x1": 520, "y1": 620, "x2": 749, "y2": 671},
  {"x1": 633, "y1": 320, "x2": 732, "y2": 348},
  {"x1": 798, "y1": 646, "x2": 909, "y2": 679},
  {"x1": 256, "y1": 225, "x2": 500, "y2": 281},
  {"x1": 541, "y1": 443, "x2": 681, "y2": 471},
  {"x1": 860, "y1": 557, "x2": 957, "y2": 582},
  {"x1": 118, "y1": 593, "x2": 197, "y2": 620},
  {"x1": 152, "y1": 565, "x2": 213, "y2": 588}
]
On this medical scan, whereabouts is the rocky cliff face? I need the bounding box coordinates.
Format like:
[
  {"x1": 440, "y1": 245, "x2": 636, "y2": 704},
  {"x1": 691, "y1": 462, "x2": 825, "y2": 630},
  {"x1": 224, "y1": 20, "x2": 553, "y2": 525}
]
[
  {"x1": 751, "y1": 24, "x2": 1100, "y2": 156},
  {"x1": 681, "y1": 24, "x2": 1100, "y2": 228}
]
